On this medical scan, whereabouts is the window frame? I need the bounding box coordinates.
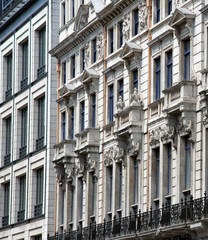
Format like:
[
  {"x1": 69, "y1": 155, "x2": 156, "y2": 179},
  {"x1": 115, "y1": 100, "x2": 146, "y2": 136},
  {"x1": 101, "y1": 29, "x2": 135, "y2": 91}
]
[
  {"x1": 185, "y1": 137, "x2": 191, "y2": 190},
  {"x1": 155, "y1": 57, "x2": 161, "y2": 100},
  {"x1": 71, "y1": 55, "x2": 75, "y2": 79},
  {"x1": 80, "y1": 101, "x2": 85, "y2": 131},
  {"x1": 91, "y1": 93, "x2": 96, "y2": 128},
  {"x1": 109, "y1": 85, "x2": 114, "y2": 123},
  {"x1": 92, "y1": 38, "x2": 97, "y2": 63},
  {"x1": 166, "y1": 50, "x2": 172, "y2": 88},
  {"x1": 133, "y1": 158, "x2": 139, "y2": 204},
  {"x1": 184, "y1": 39, "x2": 190, "y2": 81},
  {"x1": 109, "y1": 28, "x2": 114, "y2": 54},
  {"x1": 133, "y1": 8, "x2": 139, "y2": 36}
]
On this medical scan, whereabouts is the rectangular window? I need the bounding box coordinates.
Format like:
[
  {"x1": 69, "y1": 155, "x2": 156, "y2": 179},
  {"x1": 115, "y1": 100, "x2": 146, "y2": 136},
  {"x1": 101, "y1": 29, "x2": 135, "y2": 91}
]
[
  {"x1": 35, "y1": 235, "x2": 42, "y2": 240},
  {"x1": 72, "y1": 0, "x2": 75, "y2": 18},
  {"x1": 155, "y1": 57, "x2": 161, "y2": 100},
  {"x1": 119, "y1": 21, "x2": 123, "y2": 47},
  {"x1": 62, "y1": 190, "x2": 65, "y2": 224},
  {"x1": 109, "y1": 166, "x2": 113, "y2": 211},
  {"x1": 168, "y1": 0, "x2": 172, "y2": 15},
  {"x1": 20, "y1": 107, "x2": 27, "y2": 158},
  {"x1": 2, "y1": 182, "x2": 10, "y2": 227},
  {"x1": 62, "y1": 112, "x2": 66, "y2": 141},
  {"x1": 133, "y1": 69, "x2": 138, "y2": 91},
  {"x1": 34, "y1": 168, "x2": 43, "y2": 217},
  {"x1": 81, "y1": 101, "x2": 85, "y2": 131},
  {"x1": 134, "y1": 9, "x2": 139, "y2": 36},
  {"x1": 6, "y1": 53, "x2": 12, "y2": 99},
  {"x1": 92, "y1": 38, "x2": 97, "y2": 63},
  {"x1": 21, "y1": 41, "x2": 28, "y2": 89},
  {"x1": 134, "y1": 159, "x2": 139, "y2": 204},
  {"x1": 4, "y1": 117, "x2": 11, "y2": 165},
  {"x1": 185, "y1": 137, "x2": 191, "y2": 189},
  {"x1": 18, "y1": 175, "x2": 26, "y2": 222},
  {"x1": 71, "y1": 55, "x2": 75, "y2": 78},
  {"x1": 167, "y1": 51, "x2": 172, "y2": 88},
  {"x1": 36, "y1": 96, "x2": 45, "y2": 150},
  {"x1": 70, "y1": 107, "x2": 74, "y2": 139},
  {"x1": 80, "y1": 179, "x2": 83, "y2": 219},
  {"x1": 62, "y1": 2, "x2": 66, "y2": 25},
  {"x1": 82, "y1": 48, "x2": 85, "y2": 71},
  {"x1": 167, "y1": 143, "x2": 172, "y2": 195},
  {"x1": 184, "y1": 39, "x2": 190, "y2": 81},
  {"x1": 91, "y1": 94, "x2": 96, "y2": 128},
  {"x1": 156, "y1": 0, "x2": 160, "y2": 23},
  {"x1": 109, "y1": 85, "x2": 114, "y2": 123},
  {"x1": 155, "y1": 148, "x2": 160, "y2": 198},
  {"x1": 70, "y1": 186, "x2": 74, "y2": 222},
  {"x1": 91, "y1": 174, "x2": 96, "y2": 216},
  {"x1": 62, "y1": 62, "x2": 66, "y2": 84},
  {"x1": 37, "y1": 27, "x2": 46, "y2": 78},
  {"x1": 119, "y1": 163, "x2": 122, "y2": 209},
  {"x1": 118, "y1": 79, "x2": 123, "y2": 101},
  {"x1": 109, "y1": 28, "x2": 114, "y2": 54}
]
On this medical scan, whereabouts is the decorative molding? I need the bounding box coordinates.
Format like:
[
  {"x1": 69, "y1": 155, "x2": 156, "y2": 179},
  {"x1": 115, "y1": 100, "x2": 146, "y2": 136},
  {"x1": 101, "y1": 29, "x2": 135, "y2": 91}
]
[
  {"x1": 97, "y1": 33, "x2": 104, "y2": 60},
  {"x1": 116, "y1": 96, "x2": 125, "y2": 113},
  {"x1": 138, "y1": 2, "x2": 148, "y2": 31},
  {"x1": 128, "y1": 139, "x2": 140, "y2": 157},
  {"x1": 104, "y1": 144, "x2": 125, "y2": 166},
  {"x1": 131, "y1": 88, "x2": 143, "y2": 107},
  {"x1": 123, "y1": 12, "x2": 130, "y2": 42}
]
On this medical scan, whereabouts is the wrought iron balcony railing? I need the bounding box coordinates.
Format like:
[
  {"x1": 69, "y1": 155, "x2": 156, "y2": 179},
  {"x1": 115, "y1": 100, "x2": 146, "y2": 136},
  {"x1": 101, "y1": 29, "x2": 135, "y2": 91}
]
[
  {"x1": 34, "y1": 203, "x2": 43, "y2": 217},
  {"x1": 17, "y1": 209, "x2": 25, "y2": 222},
  {"x1": 37, "y1": 65, "x2": 45, "y2": 79},
  {"x1": 20, "y1": 77, "x2": 28, "y2": 90},
  {"x1": 36, "y1": 136, "x2": 44, "y2": 150},
  {"x1": 5, "y1": 88, "x2": 12, "y2": 100},
  {"x1": 48, "y1": 193, "x2": 208, "y2": 240},
  {"x1": 19, "y1": 145, "x2": 27, "y2": 158},
  {"x1": 2, "y1": 215, "x2": 9, "y2": 227},
  {"x1": 4, "y1": 154, "x2": 11, "y2": 166}
]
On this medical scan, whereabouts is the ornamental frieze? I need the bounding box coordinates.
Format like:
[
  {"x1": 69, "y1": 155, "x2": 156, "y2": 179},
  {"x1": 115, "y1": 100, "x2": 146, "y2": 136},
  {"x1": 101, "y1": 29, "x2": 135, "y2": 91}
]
[{"x1": 104, "y1": 144, "x2": 125, "y2": 166}]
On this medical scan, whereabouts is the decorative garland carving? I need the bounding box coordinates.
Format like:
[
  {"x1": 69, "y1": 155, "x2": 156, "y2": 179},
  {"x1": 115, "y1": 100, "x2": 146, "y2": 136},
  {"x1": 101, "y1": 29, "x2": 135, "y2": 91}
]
[
  {"x1": 85, "y1": 42, "x2": 90, "y2": 68},
  {"x1": 123, "y1": 13, "x2": 130, "y2": 42},
  {"x1": 104, "y1": 144, "x2": 125, "y2": 166},
  {"x1": 138, "y1": 2, "x2": 148, "y2": 31},
  {"x1": 97, "y1": 33, "x2": 104, "y2": 60}
]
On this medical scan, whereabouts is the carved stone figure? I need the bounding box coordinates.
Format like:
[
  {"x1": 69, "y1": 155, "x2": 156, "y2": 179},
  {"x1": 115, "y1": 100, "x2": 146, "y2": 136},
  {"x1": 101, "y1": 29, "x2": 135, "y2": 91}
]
[
  {"x1": 97, "y1": 33, "x2": 104, "y2": 60},
  {"x1": 128, "y1": 139, "x2": 140, "y2": 156},
  {"x1": 104, "y1": 148, "x2": 113, "y2": 166},
  {"x1": 113, "y1": 144, "x2": 124, "y2": 163},
  {"x1": 177, "y1": 118, "x2": 192, "y2": 135},
  {"x1": 131, "y1": 88, "x2": 143, "y2": 106},
  {"x1": 149, "y1": 129, "x2": 160, "y2": 146},
  {"x1": 160, "y1": 126, "x2": 175, "y2": 141},
  {"x1": 116, "y1": 96, "x2": 125, "y2": 112},
  {"x1": 75, "y1": 161, "x2": 85, "y2": 175},
  {"x1": 85, "y1": 42, "x2": 90, "y2": 67},
  {"x1": 65, "y1": 167, "x2": 73, "y2": 182},
  {"x1": 87, "y1": 155, "x2": 97, "y2": 171},
  {"x1": 123, "y1": 13, "x2": 130, "y2": 42},
  {"x1": 139, "y1": 2, "x2": 148, "y2": 31}
]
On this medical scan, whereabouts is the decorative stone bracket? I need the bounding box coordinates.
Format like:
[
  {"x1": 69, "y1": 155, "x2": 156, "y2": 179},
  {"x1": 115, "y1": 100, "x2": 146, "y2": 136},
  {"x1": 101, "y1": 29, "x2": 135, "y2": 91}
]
[{"x1": 104, "y1": 144, "x2": 125, "y2": 167}]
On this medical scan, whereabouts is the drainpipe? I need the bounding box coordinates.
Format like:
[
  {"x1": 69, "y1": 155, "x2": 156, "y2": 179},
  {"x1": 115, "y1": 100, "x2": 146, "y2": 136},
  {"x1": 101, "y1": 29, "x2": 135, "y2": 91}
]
[
  {"x1": 54, "y1": 59, "x2": 60, "y2": 233},
  {"x1": 147, "y1": 0, "x2": 152, "y2": 210},
  {"x1": 102, "y1": 25, "x2": 107, "y2": 222}
]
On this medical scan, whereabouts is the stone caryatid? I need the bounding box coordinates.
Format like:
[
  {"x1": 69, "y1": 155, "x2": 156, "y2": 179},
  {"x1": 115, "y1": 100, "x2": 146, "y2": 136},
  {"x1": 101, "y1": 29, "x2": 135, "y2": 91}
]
[
  {"x1": 97, "y1": 33, "x2": 104, "y2": 60},
  {"x1": 123, "y1": 13, "x2": 130, "y2": 42},
  {"x1": 149, "y1": 129, "x2": 160, "y2": 146},
  {"x1": 116, "y1": 96, "x2": 125, "y2": 112},
  {"x1": 139, "y1": 2, "x2": 148, "y2": 31},
  {"x1": 75, "y1": 161, "x2": 85, "y2": 175},
  {"x1": 104, "y1": 148, "x2": 113, "y2": 166},
  {"x1": 65, "y1": 167, "x2": 74, "y2": 183},
  {"x1": 85, "y1": 42, "x2": 90, "y2": 67},
  {"x1": 177, "y1": 118, "x2": 192, "y2": 135},
  {"x1": 113, "y1": 144, "x2": 124, "y2": 164},
  {"x1": 87, "y1": 154, "x2": 97, "y2": 171},
  {"x1": 128, "y1": 139, "x2": 140, "y2": 157},
  {"x1": 160, "y1": 126, "x2": 175, "y2": 141}
]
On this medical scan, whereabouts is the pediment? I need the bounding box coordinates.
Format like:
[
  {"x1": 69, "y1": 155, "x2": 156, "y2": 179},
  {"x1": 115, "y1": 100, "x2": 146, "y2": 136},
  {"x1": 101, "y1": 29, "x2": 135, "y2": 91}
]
[
  {"x1": 81, "y1": 68, "x2": 99, "y2": 84},
  {"x1": 74, "y1": 5, "x2": 89, "y2": 32},
  {"x1": 120, "y1": 42, "x2": 142, "y2": 60},
  {"x1": 59, "y1": 83, "x2": 76, "y2": 97},
  {"x1": 169, "y1": 8, "x2": 195, "y2": 28}
]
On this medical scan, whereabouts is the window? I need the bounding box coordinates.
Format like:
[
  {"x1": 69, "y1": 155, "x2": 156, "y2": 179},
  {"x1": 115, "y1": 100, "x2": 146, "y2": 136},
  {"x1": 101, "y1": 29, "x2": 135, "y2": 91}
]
[
  {"x1": 62, "y1": 190, "x2": 65, "y2": 224},
  {"x1": 109, "y1": 85, "x2": 114, "y2": 123},
  {"x1": 34, "y1": 168, "x2": 43, "y2": 217},
  {"x1": 35, "y1": 235, "x2": 42, "y2": 240},
  {"x1": 167, "y1": 143, "x2": 172, "y2": 195},
  {"x1": 118, "y1": 79, "x2": 123, "y2": 101},
  {"x1": 62, "y1": 2, "x2": 66, "y2": 25},
  {"x1": 72, "y1": 0, "x2": 75, "y2": 18},
  {"x1": 81, "y1": 101, "x2": 85, "y2": 131},
  {"x1": 4, "y1": 117, "x2": 11, "y2": 165},
  {"x1": 133, "y1": 69, "x2": 138, "y2": 92},
  {"x1": 92, "y1": 175, "x2": 96, "y2": 215},
  {"x1": 71, "y1": 55, "x2": 75, "y2": 78},
  {"x1": 184, "y1": 39, "x2": 190, "y2": 81},
  {"x1": 185, "y1": 137, "x2": 191, "y2": 189},
  {"x1": 168, "y1": 0, "x2": 172, "y2": 15},
  {"x1": 92, "y1": 38, "x2": 97, "y2": 63},
  {"x1": 21, "y1": 41, "x2": 28, "y2": 89},
  {"x1": 133, "y1": 9, "x2": 139, "y2": 36},
  {"x1": 36, "y1": 96, "x2": 45, "y2": 150},
  {"x1": 37, "y1": 27, "x2": 46, "y2": 78},
  {"x1": 166, "y1": 51, "x2": 172, "y2": 88},
  {"x1": 134, "y1": 159, "x2": 139, "y2": 204},
  {"x1": 70, "y1": 107, "x2": 74, "y2": 139},
  {"x1": 119, "y1": 21, "x2": 123, "y2": 47},
  {"x1": 70, "y1": 185, "x2": 74, "y2": 222},
  {"x1": 2, "y1": 182, "x2": 10, "y2": 227},
  {"x1": 155, "y1": 57, "x2": 161, "y2": 100},
  {"x1": 119, "y1": 163, "x2": 122, "y2": 209},
  {"x1": 20, "y1": 107, "x2": 27, "y2": 158},
  {"x1": 79, "y1": 178, "x2": 84, "y2": 220},
  {"x1": 109, "y1": 28, "x2": 114, "y2": 54},
  {"x1": 109, "y1": 166, "x2": 113, "y2": 211},
  {"x1": 62, "y1": 112, "x2": 66, "y2": 141},
  {"x1": 156, "y1": 0, "x2": 160, "y2": 23},
  {"x1": 91, "y1": 94, "x2": 96, "y2": 128},
  {"x1": 155, "y1": 148, "x2": 160, "y2": 198},
  {"x1": 18, "y1": 175, "x2": 26, "y2": 222},
  {"x1": 6, "y1": 53, "x2": 12, "y2": 100},
  {"x1": 82, "y1": 48, "x2": 85, "y2": 71},
  {"x1": 62, "y1": 62, "x2": 66, "y2": 84}
]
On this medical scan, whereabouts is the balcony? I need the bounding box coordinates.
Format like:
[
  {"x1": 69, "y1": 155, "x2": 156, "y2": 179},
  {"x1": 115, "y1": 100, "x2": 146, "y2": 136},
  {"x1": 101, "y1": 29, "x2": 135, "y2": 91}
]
[
  {"x1": 17, "y1": 209, "x2": 25, "y2": 222},
  {"x1": 20, "y1": 77, "x2": 28, "y2": 90},
  {"x1": 36, "y1": 136, "x2": 44, "y2": 150},
  {"x1": 162, "y1": 80, "x2": 197, "y2": 114},
  {"x1": 75, "y1": 128, "x2": 99, "y2": 153},
  {"x1": 37, "y1": 65, "x2": 45, "y2": 79},
  {"x1": 2, "y1": 215, "x2": 9, "y2": 227},
  {"x1": 48, "y1": 194, "x2": 208, "y2": 240},
  {"x1": 19, "y1": 145, "x2": 27, "y2": 158},
  {"x1": 34, "y1": 203, "x2": 43, "y2": 217},
  {"x1": 5, "y1": 88, "x2": 12, "y2": 100},
  {"x1": 53, "y1": 140, "x2": 76, "y2": 162},
  {"x1": 4, "y1": 154, "x2": 10, "y2": 166},
  {"x1": 149, "y1": 97, "x2": 164, "y2": 119}
]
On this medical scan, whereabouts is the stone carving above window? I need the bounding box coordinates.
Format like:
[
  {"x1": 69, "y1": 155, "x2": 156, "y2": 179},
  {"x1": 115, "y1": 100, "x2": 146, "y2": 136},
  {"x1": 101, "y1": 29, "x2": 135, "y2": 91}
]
[
  {"x1": 128, "y1": 139, "x2": 140, "y2": 157},
  {"x1": 104, "y1": 144, "x2": 125, "y2": 166},
  {"x1": 123, "y1": 13, "x2": 130, "y2": 42},
  {"x1": 85, "y1": 42, "x2": 90, "y2": 67},
  {"x1": 177, "y1": 118, "x2": 192, "y2": 135},
  {"x1": 75, "y1": 161, "x2": 85, "y2": 176},
  {"x1": 65, "y1": 166, "x2": 74, "y2": 183},
  {"x1": 81, "y1": 68, "x2": 99, "y2": 93},
  {"x1": 87, "y1": 154, "x2": 97, "y2": 172},
  {"x1": 131, "y1": 88, "x2": 143, "y2": 107},
  {"x1": 97, "y1": 33, "x2": 104, "y2": 60}
]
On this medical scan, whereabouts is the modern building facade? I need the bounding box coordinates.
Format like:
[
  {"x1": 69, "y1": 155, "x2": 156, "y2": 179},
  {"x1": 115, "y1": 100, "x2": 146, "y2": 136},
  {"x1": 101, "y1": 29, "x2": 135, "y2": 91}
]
[
  {"x1": 51, "y1": 0, "x2": 208, "y2": 239},
  {"x1": 0, "y1": 0, "x2": 59, "y2": 239}
]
